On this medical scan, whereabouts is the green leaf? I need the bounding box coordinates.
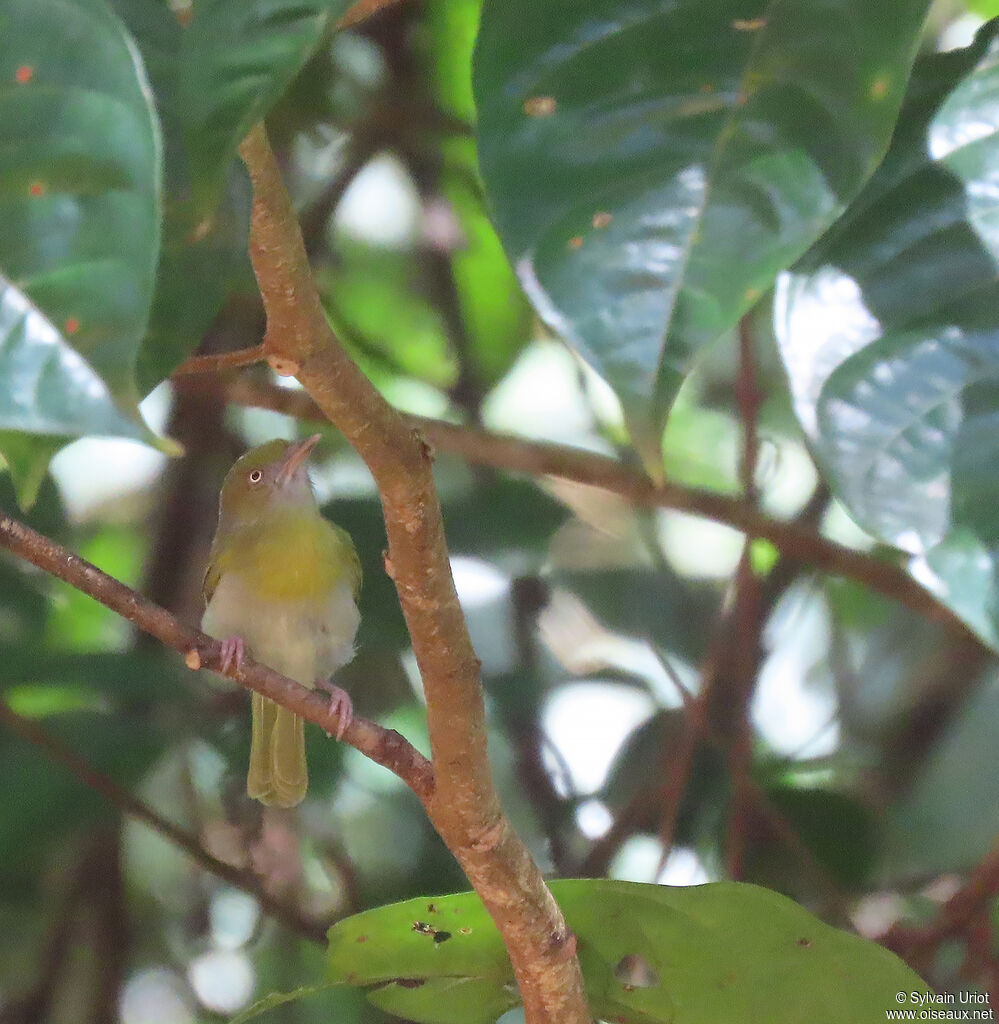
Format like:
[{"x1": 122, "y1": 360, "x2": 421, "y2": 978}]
[
  {"x1": 0, "y1": 429, "x2": 66, "y2": 509},
  {"x1": 178, "y1": 0, "x2": 351, "y2": 215},
  {"x1": 0, "y1": 709, "x2": 166, "y2": 892},
  {"x1": 108, "y1": 0, "x2": 253, "y2": 387},
  {"x1": 442, "y1": 478, "x2": 568, "y2": 557},
  {"x1": 327, "y1": 879, "x2": 929, "y2": 1024},
  {"x1": 555, "y1": 567, "x2": 720, "y2": 664},
  {"x1": 227, "y1": 983, "x2": 338, "y2": 1024},
  {"x1": 0, "y1": 0, "x2": 160, "y2": 421},
  {"x1": 766, "y1": 785, "x2": 878, "y2": 888},
  {"x1": 137, "y1": 163, "x2": 253, "y2": 388},
  {"x1": 474, "y1": 0, "x2": 931, "y2": 442},
  {"x1": 774, "y1": 23, "x2": 999, "y2": 648},
  {"x1": 0, "y1": 280, "x2": 145, "y2": 440}
]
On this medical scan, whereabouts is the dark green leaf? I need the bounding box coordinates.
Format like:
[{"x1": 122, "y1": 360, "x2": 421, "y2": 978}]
[
  {"x1": 766, "y1": 785, "x2": 878, "y2": 888},
  {"x1": 108, "y1": 0, "x2": 253, "y2": 387},
  {"x1": 0, "y1": 710, "x2": 165, "y2": 892},
  {"x1": 442, "y1": 478, "x2": 568, "y2": 557},
  {"x1": 555, "y1": 567, "x2": 720, "y2": 664},
  {"x1": 137, "y1": 163, "x2": 253, "y2": 388},
  {"x1": 0, "y1": 429, "x2": 66, "y2": 509},
  {"x1": 327, "y1": 879, "x2": 929, "y2": 1023},
  {"x1": 474, "y1": 0, "x2": 931, "y2": 439},
  {"x1": 178, "y1": 0, "x2": 351, "y2": 215},
  {"x1": 0, "y1": 0, "x2": 160, "y2": 432},
  {"x1": 774, "y1": 23, "x2": 999, "y2": 647}
]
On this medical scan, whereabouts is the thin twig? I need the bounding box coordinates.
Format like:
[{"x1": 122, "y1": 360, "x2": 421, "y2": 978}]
[
  {"x1": 883, "y1": 839, "x2": 999, "y2": 961},
  {"x1": 725, "y1": 315, "x2": 765, "y2": 879},
  {"x1": 172, "y1": 343, "x2": 267, "y2": 377},
  {"x1": 0, "y1": 512, "x2": 435, "y2": 805},
  {"x1": 336, "y1": 0, "x2": 409, "y2": 29},
  {"x1": 0, "y1": 697, "x2": 328, "y2": 945},
  {"x1": 209, "y1": 374, "x2": 980, "y2": 639}
]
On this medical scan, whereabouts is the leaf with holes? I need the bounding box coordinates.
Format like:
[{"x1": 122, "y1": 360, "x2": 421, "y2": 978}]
[
  {"x1": 326, "y1": 879, "x2": 928, "y2": 1023},
  {"x1": 0, "y1": 0, "x2": 160, "y2": 436},
  {"x1": 474, "y1": 0, "x2": 931, "y2": 449},
  {"x1": 178, "y1": 0, "x2": 352, "y2": 216},
  {"x1": 774, "y1": 22, "x2": 999, "y2": 649}
]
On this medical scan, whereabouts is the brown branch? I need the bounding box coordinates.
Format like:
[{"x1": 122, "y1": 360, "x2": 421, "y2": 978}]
[
  {"x1": 883, "y1": 838, "x2": 999, "y2": 963},
  {"x1": 171, "y1": 343, "x2": 267, "y2": 377},
  {"x1": 725, "y1": 315, "x2": 765, "y2": 879},
  {"x1": 336, "y1": 0, "x2": 410, "y2": 29},
  {"x1": 0, "y1": 695, "x2": 328, "y2": 945},
  {"x1": 212, "y1": 374, "x2": 979, "y2": 640},
  {"x1": 237, "y1": 124, "x2": 589, "y2": 1024},
  {"x1": 0, "y1": 513, "x2": 435, "y2": 807}
]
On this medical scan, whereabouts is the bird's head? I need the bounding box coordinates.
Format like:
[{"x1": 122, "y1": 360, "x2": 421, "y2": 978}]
[{"x1": 217, "y1": 435, "x2": 321, "y2": 528}]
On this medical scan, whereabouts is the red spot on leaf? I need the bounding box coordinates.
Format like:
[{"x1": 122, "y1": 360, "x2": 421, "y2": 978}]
[
  {"x1": 355, "y1": 934, "x2": 368, "y2": 943},
  {"x1": 64, "y1": 317, "x2": 80, "y2": 335},
  {"x1": 29, "y1": 182, "x2": 45, "y2": 197},
  {"x1": 15, "y1": 65, "x2": 34, "y2": 84}
]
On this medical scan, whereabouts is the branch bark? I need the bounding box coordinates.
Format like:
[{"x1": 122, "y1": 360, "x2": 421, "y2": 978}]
[
  {"x1": 0, "y1": 513, "x2": 434, "y2": 806},
  {"x1": 212, "y1": 374, "x2": 979, "y2": 640},
  {"x1": 238, "y1": 123, "x2": 589, "y2": 1024}
]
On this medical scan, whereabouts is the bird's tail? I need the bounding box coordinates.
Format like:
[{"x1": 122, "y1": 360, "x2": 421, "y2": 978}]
[{"x1": 247, "y1": 692, "x2": 307, "y2": 807}]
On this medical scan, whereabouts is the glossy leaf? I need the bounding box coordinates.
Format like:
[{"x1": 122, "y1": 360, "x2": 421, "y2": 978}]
[
  {"x1": 0, "y1": 0, "x2": 160, "y2": 429},
  {"x1": 108, "y1": 0, "x2": 253, "y2": 387},
  {"x1": 178, "y1": 0, "x2": 351, "y2": 215},
  {"x1": 327, "y1": 879, "x2": 928, "y2": 1023},
  {"x1": 774, "y1": 23, "x2": 999, "y2": 647},
  {"x1": 0, "y1": 280, "x2": 144, "y2": 440},
  {"x1": 428, "y1": 0, "x2": 533, "y2": 389},
  {"x1": 474, "y1": 0, "x2": 931, "y2": 440}
]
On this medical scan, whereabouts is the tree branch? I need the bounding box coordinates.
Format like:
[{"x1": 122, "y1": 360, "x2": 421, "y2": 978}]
[
  {"x1": 725, "y1": 314, "x2": 765, "y2": 879},
  {"x1": 237, "y1": 123, "x2": 590, "y2": 1024},
  {"x1": 213, "y1": 374, "x2": 978, "y2": 640},
  {"x1": 172, "y1": 343, "x2": 267, "y2": 376},
  {"x1": 0, "y1": 695, "x2": 327, "y2": 945},
  {"x1": 0, "y1": 513, "x2": 435, "y2": 807}
]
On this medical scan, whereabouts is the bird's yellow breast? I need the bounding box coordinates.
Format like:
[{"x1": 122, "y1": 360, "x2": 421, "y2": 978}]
[{"x1": 215, "y1": 514, "x2": 358, "y2": 604}]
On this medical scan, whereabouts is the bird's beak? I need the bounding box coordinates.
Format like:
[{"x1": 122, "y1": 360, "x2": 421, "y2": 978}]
[{"x1": 277, "y1": 434, "x2": 321, "y2": 486}]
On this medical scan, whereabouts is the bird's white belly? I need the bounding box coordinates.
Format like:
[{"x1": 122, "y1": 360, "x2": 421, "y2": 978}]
[{"x1": 202, "y1": 573, "x2": 360, "y2": 686}]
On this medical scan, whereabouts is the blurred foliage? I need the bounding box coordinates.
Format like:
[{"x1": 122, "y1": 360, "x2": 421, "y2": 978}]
[{"x1": 1, "y1": 0, "x2": 999, "y2": 1021}]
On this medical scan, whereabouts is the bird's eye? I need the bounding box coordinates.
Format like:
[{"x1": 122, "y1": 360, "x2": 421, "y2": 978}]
[{"x1": 248, "y1": 469, "x2": 263, "y2": 483}]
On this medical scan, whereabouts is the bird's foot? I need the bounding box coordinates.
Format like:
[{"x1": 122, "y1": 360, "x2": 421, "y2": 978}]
[
  {"x1": 218, "y1": 635, "x2": 246, "y2": 674},
  {"x1": 316, "y1": 679, "x2": 353, "y2": 740}
]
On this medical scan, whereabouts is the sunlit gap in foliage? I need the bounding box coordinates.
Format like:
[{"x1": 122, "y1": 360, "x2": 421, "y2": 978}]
[
  {"x1": 49, "y1": 383, "x2": 172, "y2": 521},
  {"x1": 754, "y1": 583, "x2": 840, "y2": 758},
  {"x1": 187, "y1": 949, "x2": 255, "y2": 1015},
  {"x1": 121, "y1": 967, "x2": 195, "y2": 1024},
  {"x1": 542, "y1": 682, "x2": 656, "y2": 795},
  {"x1": 609, "y1": 835, "x2": 713, "y2": 886}
]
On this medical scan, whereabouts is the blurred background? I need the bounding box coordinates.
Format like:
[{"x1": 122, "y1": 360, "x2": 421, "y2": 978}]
[{"x1": 1, "y1": 0, "x2": 998, "y2": 1021}]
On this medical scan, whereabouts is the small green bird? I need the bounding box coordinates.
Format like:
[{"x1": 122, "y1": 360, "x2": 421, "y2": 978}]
[{"x1": 202, "y1": 435, "x2": 361, "y2": 808}]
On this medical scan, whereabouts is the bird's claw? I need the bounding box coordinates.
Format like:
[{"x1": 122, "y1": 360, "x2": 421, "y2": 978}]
[
  {"x1": 316, "y1": 679, "x2": 353, "y2": 740},
  {"x1": 219, "y1": 635, "x2": 246, "y2": 674}
]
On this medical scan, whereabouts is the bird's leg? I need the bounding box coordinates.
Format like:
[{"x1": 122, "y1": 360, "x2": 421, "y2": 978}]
[
  {"x1": 316, "y1": 679, "x2": 353, "y2": 740},
  {"x1": 218, "y1": 635, "x2": 246, "y2": 674}
]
